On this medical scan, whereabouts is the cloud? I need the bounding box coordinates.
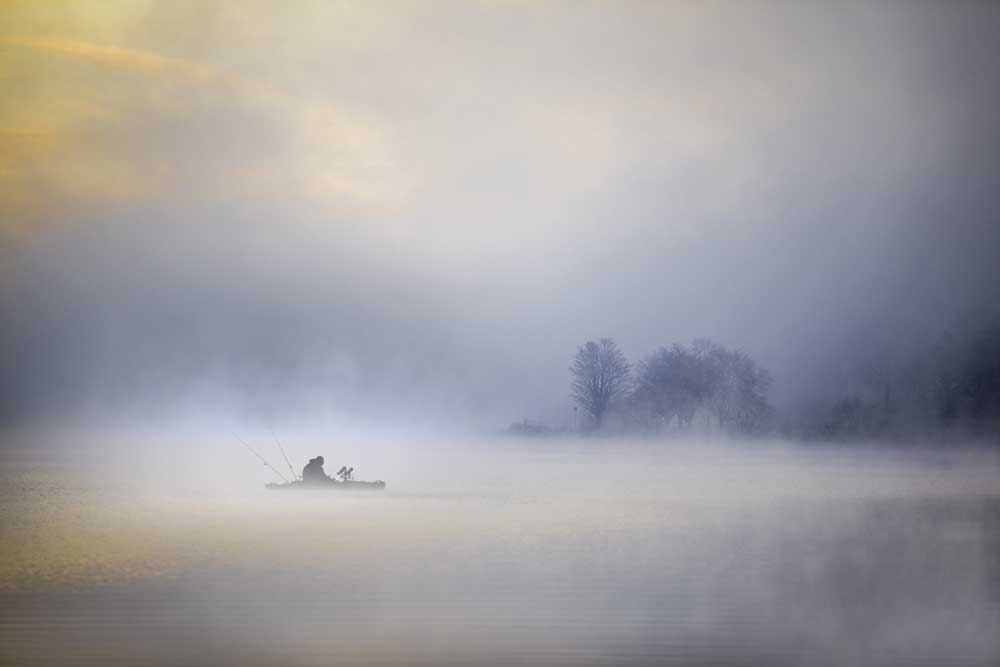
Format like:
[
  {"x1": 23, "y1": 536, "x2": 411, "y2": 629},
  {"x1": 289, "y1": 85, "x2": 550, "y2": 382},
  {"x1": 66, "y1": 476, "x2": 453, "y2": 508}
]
[
  {"x1": 5, "y1": 36, "x2": 216, "y2": 80},
  {"x1": 0, "y1": 31, "x2": 403, "y2": 237}
]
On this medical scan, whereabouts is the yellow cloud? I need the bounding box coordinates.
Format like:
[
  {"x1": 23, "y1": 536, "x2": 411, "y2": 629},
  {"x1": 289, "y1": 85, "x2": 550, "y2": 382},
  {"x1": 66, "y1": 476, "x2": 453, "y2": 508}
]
[
  {"x1": 4, "y1": 36, "x2": 217, "y2": 82},
  {"x1": 0, "y1": 33, "x2": 406, "y2": 238}
]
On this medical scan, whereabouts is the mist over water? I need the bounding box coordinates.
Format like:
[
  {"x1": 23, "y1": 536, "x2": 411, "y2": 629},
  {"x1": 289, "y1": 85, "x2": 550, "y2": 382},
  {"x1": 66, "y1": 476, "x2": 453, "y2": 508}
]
[
  {"x1": 3, "y1": 2, "x2": 1000, "y2": 665},
  {"x1": 2, "y1": 435, "x2": 998, "y2": 666}
]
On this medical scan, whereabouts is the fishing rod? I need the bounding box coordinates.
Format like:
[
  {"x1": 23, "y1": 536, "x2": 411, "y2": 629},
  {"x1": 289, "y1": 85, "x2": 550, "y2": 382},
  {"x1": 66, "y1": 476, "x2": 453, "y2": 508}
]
[
  {"x1": 271, "y1": 428, "x2": 299, "y2": 481},
  {"x1": 234, "y1": 433, "x2": 288, "y2": 483}
]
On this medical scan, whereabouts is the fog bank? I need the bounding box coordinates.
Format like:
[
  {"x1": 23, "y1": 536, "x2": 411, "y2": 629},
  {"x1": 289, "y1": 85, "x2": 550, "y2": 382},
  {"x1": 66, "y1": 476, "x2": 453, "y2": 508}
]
[{"x1": 3, "y1": 2, "x2": 1000, "y2": 433}]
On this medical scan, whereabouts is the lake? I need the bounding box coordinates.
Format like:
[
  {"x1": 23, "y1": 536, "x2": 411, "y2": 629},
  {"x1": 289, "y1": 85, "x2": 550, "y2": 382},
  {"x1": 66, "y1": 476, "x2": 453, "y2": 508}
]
[{"x1": 2, "y1": 437, "x2": 998, "y2": 666}]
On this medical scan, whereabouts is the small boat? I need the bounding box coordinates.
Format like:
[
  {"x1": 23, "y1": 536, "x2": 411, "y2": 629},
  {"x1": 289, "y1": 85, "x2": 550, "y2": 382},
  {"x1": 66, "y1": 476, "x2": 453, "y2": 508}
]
[
  {"x1": 266, "y1": 479, "x2": 386, "y2": 491},
  {"x1": 234, "y1": 434, "x2": 385, "y2": 491}
]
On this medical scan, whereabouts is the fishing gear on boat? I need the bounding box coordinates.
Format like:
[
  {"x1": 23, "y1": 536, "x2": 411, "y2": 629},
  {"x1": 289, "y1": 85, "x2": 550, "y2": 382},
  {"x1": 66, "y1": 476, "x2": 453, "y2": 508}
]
[
  {"x1": 271, "y1": 428, "x2": 298, "y2": 481},
  {"x1": 234, "y1": 433, "x2": 289, "y2": 483}
]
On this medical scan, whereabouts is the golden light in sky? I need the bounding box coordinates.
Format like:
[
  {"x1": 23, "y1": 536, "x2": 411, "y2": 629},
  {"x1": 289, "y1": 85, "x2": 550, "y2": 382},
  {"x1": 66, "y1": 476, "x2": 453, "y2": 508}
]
[{"x1": 1, "y1": 2, "x2": 408, "y2": 239}]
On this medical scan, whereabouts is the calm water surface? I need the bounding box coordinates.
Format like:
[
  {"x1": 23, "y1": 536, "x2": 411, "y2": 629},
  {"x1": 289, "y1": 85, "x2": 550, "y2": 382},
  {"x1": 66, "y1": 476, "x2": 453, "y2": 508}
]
[{"x1": 1, "y1": 440, "x2": 998, "y2": 666}]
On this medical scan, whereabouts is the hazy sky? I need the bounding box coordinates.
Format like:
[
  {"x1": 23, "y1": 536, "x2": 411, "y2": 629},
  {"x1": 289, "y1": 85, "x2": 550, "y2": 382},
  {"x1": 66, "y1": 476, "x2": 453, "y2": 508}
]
[{"x1": 2, "y1": 1, "x2": 999, "y2": 431}]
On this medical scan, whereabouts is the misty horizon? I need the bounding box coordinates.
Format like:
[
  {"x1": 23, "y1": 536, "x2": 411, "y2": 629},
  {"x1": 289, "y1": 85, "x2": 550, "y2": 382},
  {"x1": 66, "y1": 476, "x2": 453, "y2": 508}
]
[
  {"x1": 3, "y1": 4, "x2": 1000, "y2": 666},
  {"x1": 3, "y1": 2, "x2": 1000, "y2": 435}
]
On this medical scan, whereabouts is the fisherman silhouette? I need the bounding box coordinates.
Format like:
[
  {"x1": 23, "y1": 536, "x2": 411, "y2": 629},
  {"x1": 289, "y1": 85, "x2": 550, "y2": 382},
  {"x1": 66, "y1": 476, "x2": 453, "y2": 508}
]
[
  {"x1": 302, "y1": 456, "x2": 330, "y2": 484},
  {"x1": 262, "y1": 456, "x2": 384, "y2": 491}
]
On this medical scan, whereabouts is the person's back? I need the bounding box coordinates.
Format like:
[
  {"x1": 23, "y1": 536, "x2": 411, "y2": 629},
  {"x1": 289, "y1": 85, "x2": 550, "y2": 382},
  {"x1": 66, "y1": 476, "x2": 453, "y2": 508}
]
[{"x1": 302, "y1": 456, "x2": 328, "y2": 484}]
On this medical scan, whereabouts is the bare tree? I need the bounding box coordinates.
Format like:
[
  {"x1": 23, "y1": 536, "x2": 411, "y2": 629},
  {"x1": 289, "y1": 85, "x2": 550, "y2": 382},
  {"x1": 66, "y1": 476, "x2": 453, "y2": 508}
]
[
  {"x1": 702, "y1": 343, "x2": 773, "y2": 434},
  {"x1": 571, "y1": 338, "x2": 630, "y2": 430},
  {"x1": 630, "y1": 340, "x2": 773, "y2": 435},
  {"x1": 631, "y1": 344, "x2": 709, "y2": 431}
]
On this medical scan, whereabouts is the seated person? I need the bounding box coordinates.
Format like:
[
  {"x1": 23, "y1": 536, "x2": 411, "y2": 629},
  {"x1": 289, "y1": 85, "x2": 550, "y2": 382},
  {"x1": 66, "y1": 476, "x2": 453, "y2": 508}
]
[{"x1": 302, "y1": 456, "x2": 330, "y2": 484}]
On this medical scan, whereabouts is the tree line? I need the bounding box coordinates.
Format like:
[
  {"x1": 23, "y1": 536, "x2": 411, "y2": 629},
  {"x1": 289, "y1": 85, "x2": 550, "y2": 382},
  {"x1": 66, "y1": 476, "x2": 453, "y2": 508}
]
[
  {"x1": 570, "y1": 322, "x2": 1000, "y2": 441},
  {"x1": 797, "y1": 321, "x2": 1000, "y2": 441},
  {"x1": 570, "y1": 338, "x2": 773, "y2": 436}
]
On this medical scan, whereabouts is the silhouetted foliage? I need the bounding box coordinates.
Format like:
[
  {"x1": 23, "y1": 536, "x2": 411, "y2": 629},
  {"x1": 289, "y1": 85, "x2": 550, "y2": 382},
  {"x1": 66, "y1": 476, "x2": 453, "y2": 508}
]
[
  {"x1": 809, "y1": 320, "x2": 1000, "y2": 441},
  {"x1": 631, "y1": 340, "x2": 773, "y2": 435},
  {"x1": 566, "y1": 325, "x2": 998, "y2": 443},
  {"x1": 630, "y1": 343, "x2": 710, "y2": 431},
  {"x1": 570, "y1": 338, "x2": 631, "y2": 431}
]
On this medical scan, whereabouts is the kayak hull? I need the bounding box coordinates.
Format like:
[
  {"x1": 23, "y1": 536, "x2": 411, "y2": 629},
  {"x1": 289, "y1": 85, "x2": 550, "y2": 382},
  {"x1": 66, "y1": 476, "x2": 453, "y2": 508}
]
[{"x1": 266, "y1": 479, "x2": 386, "y2": 491}]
